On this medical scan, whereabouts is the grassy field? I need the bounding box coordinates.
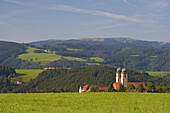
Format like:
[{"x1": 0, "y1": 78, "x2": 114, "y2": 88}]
[
  {"x1": 12, "y1": 69, "x2": 44, "y2": 83},
  {"x1": 146, "y1": 71, "x2": 170, "y2": 76},
  {"x1": 66, "y1": 48, "x2": 83, "y2": 51},
  {"x1": 131, "y1": 55, "x2": 140, "y2": 57},
  {"x1": 150, "y1": 55, "x2": 158, "y2": 58},
  {"x1": 0, "y1": 93, "x2": 169, "y2": 113},
  {"x1": 90, "y1": 57, "x2": 104, "y2": 62},
  {"x1": 18, "y1": 47, "x2": 86, "y2": 64},
  {"x1": 86, "y1": 63, "x2": 100, "y2": 66}
]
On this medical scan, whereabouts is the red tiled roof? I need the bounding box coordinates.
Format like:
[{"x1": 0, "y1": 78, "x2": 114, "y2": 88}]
[
  {"x1": 128, "y1": 82, "x2": 146, "y2": 88},
  {"x1": 17, "y1": 80, "x2": 22, "y2": 82},
  {"x1": 113, "y1": 83, "x2": 121, "y2": 89},
  {"x1": 98, "y1": 86, "x2": 109, "y2": 91},
  {"x1": 83, "y1": 85, "x2": 89, "y2": 91}
]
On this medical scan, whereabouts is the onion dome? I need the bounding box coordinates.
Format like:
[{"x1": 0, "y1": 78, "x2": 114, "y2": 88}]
[
  {"x1": 122, "y1": 68, "x2": 127, "y2": 73},
  {"x1": 116, "y1": 67, "x2": 121, "y2": 73}
]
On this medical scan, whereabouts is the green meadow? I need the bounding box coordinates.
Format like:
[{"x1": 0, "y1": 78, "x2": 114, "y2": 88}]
[
  {"x1": 90, "y1": 57, "x2": 104, "y2": 62},
  {"x1": 18, "y1": 47, "x2": 86, "y2": 64},
  {"x1": 86, "y1": 63, "x2": 100, "y2": 66},
  {"x1": 12, "y1": 69, "x2": 44, "y2": 83},
  {"x1": 0, "y1": 93, "x2": 169, "y2": 113},
  {"x1": 131, "y1": 55, "x2": 140, "y2": 57},
  {"x1": 66, "y1": 48, "x2": 83, "y2": 51},
  {"x1": 150, "y1": 55, "x2": 158, "y2": 58},
  {"x1": 147, "y1": 71, "x2": 170, "y2": 76}
]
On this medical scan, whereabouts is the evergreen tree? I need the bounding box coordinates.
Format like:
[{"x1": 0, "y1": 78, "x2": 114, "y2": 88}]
[
  {"x1": 107, "y1": 83, "x2": 116, "y2": 92},
  {"x1": 146, "y1": 82, "x2": 155, "y2": 91},
  {"x1": 156, "y1": 86, "x2": 162, "y2": 93},
  {"x1": 119, "y1": 84, "x2": 125, "y2": 92},
  {"x1": 127, "y1": 84, "x2": 135, "y2": 90},
  {"x1": 90, "y1": 85, "x2": 99, "y2": 92},
  {"x1": 136, "y1": 84, "x2": 144, "y2": 92}
]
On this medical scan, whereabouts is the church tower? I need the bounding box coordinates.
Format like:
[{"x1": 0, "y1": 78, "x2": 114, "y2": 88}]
[
  {"x1": 121, "y1": 68, "x2": 128, "y2": 87},
  {"x1": 116, "y1": 67, "x2": 121, "y2": 83}
]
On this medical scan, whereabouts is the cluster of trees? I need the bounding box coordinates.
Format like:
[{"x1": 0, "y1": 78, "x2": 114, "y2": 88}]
[
  {"x1": 118, "y1": 82, "x2": 170, "y2": 93},
  {"x1": 0, "y1": 65, "x2": 16, "y2": 93},
  {"x1": 12, "y1": 67, "x2": 170, "y2": 93},
  {"x1": 45, "y1": 59, "x2": 88, "y2": 68}
]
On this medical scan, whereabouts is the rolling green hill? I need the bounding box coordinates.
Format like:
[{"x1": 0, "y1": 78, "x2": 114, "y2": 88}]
[
  {"x1": 18, "y1": 47, "x2": 87, "y2": 65},
  {"x1": 0, "y1": 40, "x2": 170, "y2": 71}
]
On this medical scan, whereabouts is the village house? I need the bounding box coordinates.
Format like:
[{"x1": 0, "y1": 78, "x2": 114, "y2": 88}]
[
  {"x1": 79, "y1": 68, "x2": 145, "y2": 93},
  {"x1": 17, "y1": 80, "x2": 23, "y2": 84}
]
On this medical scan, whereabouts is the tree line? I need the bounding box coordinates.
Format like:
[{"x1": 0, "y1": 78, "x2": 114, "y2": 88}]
[{"x1": 12, "y1": 67, "x2": 170, "y2": 93}]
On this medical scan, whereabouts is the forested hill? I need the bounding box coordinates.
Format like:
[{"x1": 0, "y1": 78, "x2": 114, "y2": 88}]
[
  {"x1": 0, "y1": 40, "x2": 170, "y2": 71},
  {"x1": 30, "y1": 38, "x2": 170, "y2": 49},
  {"x1": 0, "y1": 41, "x2": 26, "y2": 64},
  {"x1": 14, "y1": 67, "x2": 170, "y2": 92}
]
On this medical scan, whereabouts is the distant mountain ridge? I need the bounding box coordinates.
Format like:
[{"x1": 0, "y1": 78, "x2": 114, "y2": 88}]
[{"x1": 30, "y1": 37, "x2": 170, "y2": 49}]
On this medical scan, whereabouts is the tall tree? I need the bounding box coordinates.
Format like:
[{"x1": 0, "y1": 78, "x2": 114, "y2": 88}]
[
  {"x1": 127, "y1": 84, "x2": 135, "y2": 90},
  {"x1": 90, "y1": 85, "x2": 99, "y2": 92},
  {"x1": 119, "y1": 84, "x2": 125, "y2": 92},
  {"x1": 146, "y1": 82, "x2": 155, "y2": 91},
  {"x1": 107, "y1": 83, "x2": 116, "y2": 92},
  {"x1": 136, "y1": 84, "x2": 144, "y2": 92}
]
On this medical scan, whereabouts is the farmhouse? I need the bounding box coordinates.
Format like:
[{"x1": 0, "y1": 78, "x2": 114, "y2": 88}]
[
  {"x1": 79, "y1": 85, "x2": 109, "y2": 93},
  {"x1": 17, "y1": 80, "x2": 23, "y2": 84},
  {"x1": 79, "y1": 68, "x2": 145, "y2": 93}
]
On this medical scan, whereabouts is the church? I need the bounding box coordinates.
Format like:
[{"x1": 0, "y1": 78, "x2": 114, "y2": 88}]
[
  {"x1": 113, "y1": 68, "x2": 145, "y2": 90},
  {"x1": 79, "y1": 68, "x2": 145, "y2": 93}
]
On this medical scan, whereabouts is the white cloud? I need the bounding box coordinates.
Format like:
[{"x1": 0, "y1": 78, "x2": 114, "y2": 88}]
[
  {"x1": 4, "y1": 0, "x2": 25, "y2": 5},
  {"x1": 51, "y1": 5, "x2": 143, "y2": 23},
  {"x1": 122, "y1": 0, "x2": 136, "y2": 8},
  {"x1": 148, "y1": 1, "x2": 170, "y2": 10}
]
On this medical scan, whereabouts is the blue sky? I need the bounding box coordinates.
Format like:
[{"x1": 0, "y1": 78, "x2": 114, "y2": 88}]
[{"x1": 0, "y1": 0, "x2": 170, "y2": 43}]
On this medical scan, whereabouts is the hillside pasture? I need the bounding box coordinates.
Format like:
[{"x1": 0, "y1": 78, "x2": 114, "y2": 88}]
[
  {"x1": 86, "y1": 63, "x2": 100, "y2": 66},
  {"x1": 90, "y1": 57, "x2": 104, "y2": 62},
  {"x1": 131, "y1": 55, "x2": 140, "y2": 57},
  {"x1": 66, "y1": 48, "x2": 83, "y2": 51},
  {"x1": 0, "y1": 93, "x2": 169, "y2": 113},
  {"x1": 147, "y1": 71, "x2": 170, "y2": 77},
  {"x1": 18, "y1": 47, "x2": 86, "y2": 64},
  {"x1": 12, "y1": 69, "x2": 44, "y2": 83}
]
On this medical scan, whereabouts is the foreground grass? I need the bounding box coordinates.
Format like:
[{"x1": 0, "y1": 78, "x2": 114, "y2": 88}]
[
  {"x1": 0, "y1": 93, "x2": 169, "y2": 113},
  {"x1": 12, "y1": 69, "x2": 44, "y2": 83}
]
